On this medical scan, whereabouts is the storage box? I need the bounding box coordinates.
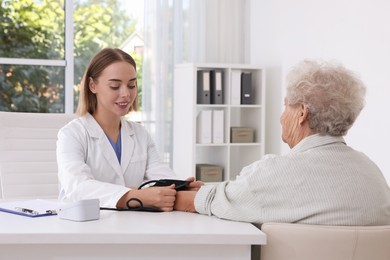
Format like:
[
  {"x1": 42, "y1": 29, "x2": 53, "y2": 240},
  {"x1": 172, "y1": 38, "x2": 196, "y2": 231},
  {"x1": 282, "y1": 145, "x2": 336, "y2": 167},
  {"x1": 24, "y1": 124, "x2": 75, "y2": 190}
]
[
  {"x1": 231, "y1": 127, "x2": 254, "y2": 143},
  {"x1": 196, "y1": 164, "x2": 223, "y2": 182}
]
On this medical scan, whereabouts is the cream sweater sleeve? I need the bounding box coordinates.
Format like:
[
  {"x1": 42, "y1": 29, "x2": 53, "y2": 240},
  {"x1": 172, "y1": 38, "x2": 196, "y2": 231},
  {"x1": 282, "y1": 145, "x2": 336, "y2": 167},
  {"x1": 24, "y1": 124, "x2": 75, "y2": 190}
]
[{"x1": 194, "y1": 155, "x2": 274, "y2": 222}]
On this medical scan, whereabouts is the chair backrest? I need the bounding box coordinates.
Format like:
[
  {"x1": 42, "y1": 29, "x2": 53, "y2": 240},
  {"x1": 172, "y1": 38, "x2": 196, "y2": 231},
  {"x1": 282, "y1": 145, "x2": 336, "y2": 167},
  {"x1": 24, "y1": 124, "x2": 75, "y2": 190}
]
[
  {"x1": 0, "y1": 112, "x2": 75, "y2": 199},
  {"x1": 260, "y1": 222, "x2": 390, "y2": 260}
]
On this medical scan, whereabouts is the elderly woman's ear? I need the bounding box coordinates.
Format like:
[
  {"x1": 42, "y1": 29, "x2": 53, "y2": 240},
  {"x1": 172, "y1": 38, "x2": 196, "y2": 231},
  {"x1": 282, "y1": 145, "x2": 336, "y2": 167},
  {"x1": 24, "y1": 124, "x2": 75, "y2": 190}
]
[{"x1": 298, "y1": 103, "x2": 309, "y2": 125}]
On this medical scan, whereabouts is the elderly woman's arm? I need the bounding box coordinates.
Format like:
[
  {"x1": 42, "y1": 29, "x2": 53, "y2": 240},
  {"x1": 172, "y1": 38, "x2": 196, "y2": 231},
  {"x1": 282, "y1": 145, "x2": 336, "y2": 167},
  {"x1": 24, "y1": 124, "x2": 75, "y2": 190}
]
[
  {"x1": 174, "y1": 167, "x2": 255, "y2": 219},
  {"x1": 174, "y1": 155, "x2": 279, "y2": 223}
]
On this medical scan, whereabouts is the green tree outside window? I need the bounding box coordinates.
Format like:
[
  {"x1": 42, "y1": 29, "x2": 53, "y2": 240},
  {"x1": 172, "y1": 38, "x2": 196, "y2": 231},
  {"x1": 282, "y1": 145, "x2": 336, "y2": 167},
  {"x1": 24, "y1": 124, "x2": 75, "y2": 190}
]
[{"x1": 0, "y1": 0, "x2": 142, "y2": 113}]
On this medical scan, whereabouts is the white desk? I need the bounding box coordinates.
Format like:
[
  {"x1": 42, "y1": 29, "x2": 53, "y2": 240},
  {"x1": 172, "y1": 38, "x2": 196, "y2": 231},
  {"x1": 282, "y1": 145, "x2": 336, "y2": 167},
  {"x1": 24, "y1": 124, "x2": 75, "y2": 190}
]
[{"x1": 0, "y1": 209, "x2": 266, "y2": 260}]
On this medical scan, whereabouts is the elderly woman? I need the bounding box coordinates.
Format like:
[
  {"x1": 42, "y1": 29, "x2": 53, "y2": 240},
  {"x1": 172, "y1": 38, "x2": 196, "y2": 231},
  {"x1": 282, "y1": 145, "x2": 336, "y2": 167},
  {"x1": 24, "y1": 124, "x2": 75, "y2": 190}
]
[{"x1": 174, "y1": 60, "x2": 390, "y2": 226}]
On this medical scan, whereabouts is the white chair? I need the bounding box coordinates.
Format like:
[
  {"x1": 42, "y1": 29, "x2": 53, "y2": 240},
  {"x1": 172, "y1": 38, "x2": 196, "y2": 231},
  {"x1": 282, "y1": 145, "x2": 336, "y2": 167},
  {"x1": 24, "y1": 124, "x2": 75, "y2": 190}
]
[
  {"x1": 0, "y1": 112, "x2": 75, "y2": 199},
  {"x1": 260, "y1": 222, "x2": 390, "y2": 260}
]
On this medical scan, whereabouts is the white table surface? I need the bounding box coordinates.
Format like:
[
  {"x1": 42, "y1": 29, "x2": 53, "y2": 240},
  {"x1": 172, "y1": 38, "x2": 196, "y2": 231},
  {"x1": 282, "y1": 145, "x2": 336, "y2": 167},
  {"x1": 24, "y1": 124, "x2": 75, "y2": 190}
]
[{"x1": 0, "y1": 208, "x2": 266, "y2": 260}]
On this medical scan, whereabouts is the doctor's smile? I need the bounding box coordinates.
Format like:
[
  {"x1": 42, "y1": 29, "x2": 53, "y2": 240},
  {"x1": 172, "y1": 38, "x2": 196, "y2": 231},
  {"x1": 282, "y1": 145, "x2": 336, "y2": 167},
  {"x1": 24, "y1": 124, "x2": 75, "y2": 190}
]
[{"x1": 116, "y1": 102, "x2": 131, "y2": 110}]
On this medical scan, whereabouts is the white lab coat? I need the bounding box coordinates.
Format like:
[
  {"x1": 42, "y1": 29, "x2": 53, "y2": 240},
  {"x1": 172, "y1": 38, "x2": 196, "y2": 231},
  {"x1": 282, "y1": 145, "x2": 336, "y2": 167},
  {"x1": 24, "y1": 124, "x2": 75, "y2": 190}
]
[{"x1": 57, "y1": 113, "x2": 175, "y2": 207}]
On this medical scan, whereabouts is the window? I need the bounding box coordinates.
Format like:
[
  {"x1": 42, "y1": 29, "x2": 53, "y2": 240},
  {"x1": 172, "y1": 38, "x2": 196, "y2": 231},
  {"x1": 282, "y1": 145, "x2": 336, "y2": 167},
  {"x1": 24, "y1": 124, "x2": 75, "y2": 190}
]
[
  {"x1": 0, "y1": 0, "x2": 69, "y2": 112},
  {"x1": 0, "y1": 0, "x2": 142, "y2": 113}
]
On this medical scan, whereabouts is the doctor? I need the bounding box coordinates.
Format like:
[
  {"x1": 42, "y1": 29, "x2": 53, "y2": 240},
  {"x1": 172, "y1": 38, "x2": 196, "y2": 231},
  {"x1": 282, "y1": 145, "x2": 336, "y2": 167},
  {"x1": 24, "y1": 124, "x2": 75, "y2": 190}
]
[{"x1": 57, "y1": 48, "x2": 200, "y2": 211}]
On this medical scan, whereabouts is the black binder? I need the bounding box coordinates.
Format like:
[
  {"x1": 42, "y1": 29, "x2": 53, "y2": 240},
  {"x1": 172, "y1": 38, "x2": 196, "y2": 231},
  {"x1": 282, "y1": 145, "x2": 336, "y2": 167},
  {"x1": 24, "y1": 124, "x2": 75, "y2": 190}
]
[
  {"x1": 197, "y1": 70, "x2": 211, "y2": 104},
  {"x1": 241, "y1": 72, "x2": 253, "y2": 104},
  {"x1": 210, "y1": 70, "x2": 224, "y2": 104}
]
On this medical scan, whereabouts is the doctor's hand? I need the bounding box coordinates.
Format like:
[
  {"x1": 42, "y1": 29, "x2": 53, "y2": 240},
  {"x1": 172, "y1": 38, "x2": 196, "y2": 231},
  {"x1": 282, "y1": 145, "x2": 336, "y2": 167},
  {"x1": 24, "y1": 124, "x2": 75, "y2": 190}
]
[
  {"x1": 185, "y1": 176, "x2": 204, "y2": 191},
  {"x1": 117, "y1": 184, "x2": 177, "y2": 212}
]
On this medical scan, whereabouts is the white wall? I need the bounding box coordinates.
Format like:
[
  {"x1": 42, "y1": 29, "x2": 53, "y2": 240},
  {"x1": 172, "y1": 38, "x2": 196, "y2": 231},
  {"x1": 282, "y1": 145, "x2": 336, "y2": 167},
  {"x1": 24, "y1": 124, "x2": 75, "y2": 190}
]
[{"x1": 249, "y1": 0, "x2": 390, "y2": 185}]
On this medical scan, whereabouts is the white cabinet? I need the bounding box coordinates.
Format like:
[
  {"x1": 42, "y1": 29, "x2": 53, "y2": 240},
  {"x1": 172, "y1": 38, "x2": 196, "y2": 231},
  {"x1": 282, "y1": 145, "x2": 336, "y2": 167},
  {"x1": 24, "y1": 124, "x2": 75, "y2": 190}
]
[{"x1": 173, "y1": 63, "x2": 265, "y2": 181}]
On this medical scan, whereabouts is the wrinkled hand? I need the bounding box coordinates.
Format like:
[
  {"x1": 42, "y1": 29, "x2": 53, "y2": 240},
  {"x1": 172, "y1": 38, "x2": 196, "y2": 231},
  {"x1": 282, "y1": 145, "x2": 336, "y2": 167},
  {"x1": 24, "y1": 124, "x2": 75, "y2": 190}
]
[
  {"x1": 174, "y1": 191, "x2": 197, "y2": 212},
  {"x1": 185, "y1": 176, "x2": 204, "y2": 191}
]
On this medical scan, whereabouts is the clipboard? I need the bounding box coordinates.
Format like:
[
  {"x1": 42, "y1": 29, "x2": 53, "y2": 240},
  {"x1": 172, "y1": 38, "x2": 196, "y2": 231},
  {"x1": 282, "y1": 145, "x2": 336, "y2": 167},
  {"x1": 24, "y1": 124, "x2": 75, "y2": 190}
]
[{"x1": 0, "y1": 199, "x2": 63, "y2": 217}]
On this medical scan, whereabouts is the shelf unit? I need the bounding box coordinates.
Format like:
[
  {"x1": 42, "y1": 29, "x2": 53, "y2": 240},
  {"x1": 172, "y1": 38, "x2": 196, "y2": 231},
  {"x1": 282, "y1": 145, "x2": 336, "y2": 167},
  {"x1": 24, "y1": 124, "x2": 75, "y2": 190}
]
[{"x1": 173, "y1": 63, "x2": 265, "y2": 181}]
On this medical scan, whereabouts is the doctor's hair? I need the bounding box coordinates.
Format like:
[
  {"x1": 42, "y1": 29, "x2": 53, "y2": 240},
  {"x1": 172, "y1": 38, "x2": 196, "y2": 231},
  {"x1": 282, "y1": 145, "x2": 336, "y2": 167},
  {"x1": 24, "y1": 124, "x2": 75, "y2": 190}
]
[
  {"x1": 285, "y1": 59, "x2": 366, "y2": 136},
  {"x1": 76, "y1": 48, "x2": 138, "y2": 116}
]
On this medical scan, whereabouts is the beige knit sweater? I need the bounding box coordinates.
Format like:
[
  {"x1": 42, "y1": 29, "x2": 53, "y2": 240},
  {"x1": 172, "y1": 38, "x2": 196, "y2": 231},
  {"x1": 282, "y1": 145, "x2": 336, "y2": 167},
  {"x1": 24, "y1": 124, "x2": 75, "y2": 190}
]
[{"x1": 194, "y1": 134, "x2": 390, "y2": 225}]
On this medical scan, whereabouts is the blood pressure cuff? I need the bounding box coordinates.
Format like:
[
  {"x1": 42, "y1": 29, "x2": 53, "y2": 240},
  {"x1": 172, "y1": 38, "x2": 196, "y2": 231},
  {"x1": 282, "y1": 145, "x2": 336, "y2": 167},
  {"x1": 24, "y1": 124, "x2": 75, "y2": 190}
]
[
  {"x1": 138, "y1": 179, "x2": 189, "y2": 191},
  {"x1": 100, "y1": 179, "x2": 190, "y2": 212}
]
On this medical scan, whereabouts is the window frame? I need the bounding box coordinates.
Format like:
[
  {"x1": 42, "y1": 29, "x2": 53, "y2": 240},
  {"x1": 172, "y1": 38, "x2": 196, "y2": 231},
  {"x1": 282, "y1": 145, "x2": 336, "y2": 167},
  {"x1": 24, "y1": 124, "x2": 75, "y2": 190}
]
[{"x1": 0, "y1": 0, "x2": 74, "y2": 114}]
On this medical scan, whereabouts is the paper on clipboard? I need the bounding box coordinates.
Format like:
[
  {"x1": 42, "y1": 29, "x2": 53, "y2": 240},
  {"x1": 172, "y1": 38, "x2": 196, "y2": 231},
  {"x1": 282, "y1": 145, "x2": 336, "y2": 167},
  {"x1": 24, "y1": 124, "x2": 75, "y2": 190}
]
[{"x1": 0, "y1": 199, "x2": 64, "y2": 218}]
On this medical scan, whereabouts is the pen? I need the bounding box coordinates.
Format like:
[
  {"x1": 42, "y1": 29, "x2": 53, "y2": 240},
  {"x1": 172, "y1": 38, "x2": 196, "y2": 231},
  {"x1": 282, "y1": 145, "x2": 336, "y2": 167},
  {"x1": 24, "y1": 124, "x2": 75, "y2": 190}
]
[
  {"x1": 14, "y1": 207, "x2": 39, "y2": 216},
  {"x1": 46, "y1": 209, "x2": 57, "y2": 215}
]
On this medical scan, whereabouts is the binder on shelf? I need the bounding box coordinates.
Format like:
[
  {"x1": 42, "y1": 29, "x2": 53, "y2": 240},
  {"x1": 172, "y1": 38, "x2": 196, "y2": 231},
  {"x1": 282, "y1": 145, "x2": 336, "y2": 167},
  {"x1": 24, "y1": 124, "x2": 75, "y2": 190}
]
[
  {"x1": 231, "y1": 70, "x2": 241, "y2": 105},
  {"x1": 196, "y1": 110, "x2": 212, "y2": 144},
  {"x1": 197, "y1": 70, "x2": 211, "y2": 104},
  {"x1": 210, "y1": 70, "x2": 223, "y2": 104},
  {"x1": 241, "y1": 72, "x2": 253, "y2": 104},
  {"x1": 212, "y1": 110, "x2": 224, "y2": 144}
]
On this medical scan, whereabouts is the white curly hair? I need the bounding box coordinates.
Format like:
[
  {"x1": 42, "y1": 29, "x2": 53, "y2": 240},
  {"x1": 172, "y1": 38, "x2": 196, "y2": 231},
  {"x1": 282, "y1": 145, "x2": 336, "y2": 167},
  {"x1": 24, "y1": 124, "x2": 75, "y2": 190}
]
[{"x1": 285, "y1": 60, "x2": 366, "y2": 136}]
